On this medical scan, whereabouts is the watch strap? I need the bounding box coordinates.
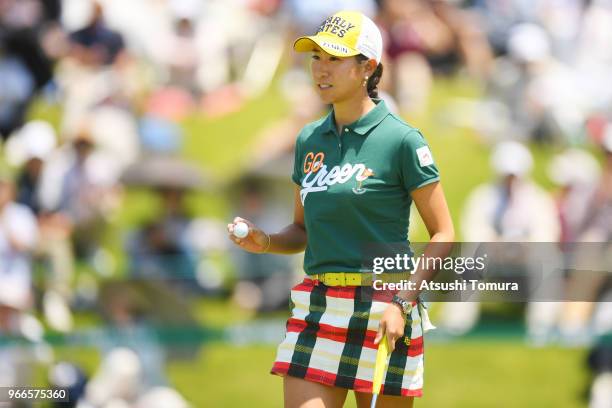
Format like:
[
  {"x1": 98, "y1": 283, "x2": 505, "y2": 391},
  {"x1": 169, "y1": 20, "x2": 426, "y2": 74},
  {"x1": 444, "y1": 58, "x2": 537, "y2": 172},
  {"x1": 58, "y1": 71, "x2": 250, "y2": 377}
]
[{"x1": 391, "y1": 295, "x2": 411, "y2": 315}]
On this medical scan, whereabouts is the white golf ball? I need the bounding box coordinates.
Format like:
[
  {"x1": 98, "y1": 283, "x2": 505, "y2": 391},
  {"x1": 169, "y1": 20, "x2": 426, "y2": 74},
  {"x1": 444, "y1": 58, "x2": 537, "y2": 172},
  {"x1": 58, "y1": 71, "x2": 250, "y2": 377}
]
[{"x1": 233, "y1": 222, "x2": 249, "y2": 238}]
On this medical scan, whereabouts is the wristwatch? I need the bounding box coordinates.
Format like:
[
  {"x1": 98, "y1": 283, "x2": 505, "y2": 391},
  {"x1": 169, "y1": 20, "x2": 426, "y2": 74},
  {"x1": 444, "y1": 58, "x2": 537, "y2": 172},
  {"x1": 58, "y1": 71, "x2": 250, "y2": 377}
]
[{"x1": 391, "y1": 295, "x2": 412, "y2": 316}]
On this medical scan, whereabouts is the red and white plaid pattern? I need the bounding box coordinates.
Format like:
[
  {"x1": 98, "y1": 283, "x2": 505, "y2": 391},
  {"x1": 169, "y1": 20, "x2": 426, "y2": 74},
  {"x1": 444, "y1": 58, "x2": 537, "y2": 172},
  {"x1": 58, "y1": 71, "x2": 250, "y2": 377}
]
[{"x1": 271, "y1": 278, "x2": 431, "y2": 397}]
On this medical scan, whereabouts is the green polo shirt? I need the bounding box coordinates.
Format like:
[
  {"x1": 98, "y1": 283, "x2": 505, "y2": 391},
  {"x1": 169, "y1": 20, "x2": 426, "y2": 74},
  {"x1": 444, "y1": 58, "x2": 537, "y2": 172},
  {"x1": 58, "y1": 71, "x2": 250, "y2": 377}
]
[{"x1": 292, "y1": 100, "x2": 440, "y2": 275}]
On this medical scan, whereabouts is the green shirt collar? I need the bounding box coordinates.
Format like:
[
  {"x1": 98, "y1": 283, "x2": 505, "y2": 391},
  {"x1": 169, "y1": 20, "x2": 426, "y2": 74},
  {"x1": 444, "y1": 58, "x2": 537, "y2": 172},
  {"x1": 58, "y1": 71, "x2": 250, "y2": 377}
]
[{"x1": 322, "y1": 99, "x2": 391, "y2": 136}]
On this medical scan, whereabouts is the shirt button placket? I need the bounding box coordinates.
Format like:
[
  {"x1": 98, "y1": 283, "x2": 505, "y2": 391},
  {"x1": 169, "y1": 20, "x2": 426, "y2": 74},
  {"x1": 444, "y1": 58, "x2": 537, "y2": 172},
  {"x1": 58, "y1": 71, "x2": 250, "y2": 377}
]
[
  {"x1": 338, "y1": 128, "x2": 346, "y2": 155},
  {"x1": 340, "y1": 128, "x2": 350, "y2": 154}
]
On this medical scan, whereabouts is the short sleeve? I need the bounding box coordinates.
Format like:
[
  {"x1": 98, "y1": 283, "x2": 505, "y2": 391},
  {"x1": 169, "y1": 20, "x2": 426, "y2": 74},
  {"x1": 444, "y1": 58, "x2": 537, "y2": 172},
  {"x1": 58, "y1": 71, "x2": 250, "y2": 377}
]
[
  {"x1": 399, "y1": 130, "x2": 440, "y2": 192},
  {"x1": 292, "y1": 133, "x2": 303, "y2": 186}
]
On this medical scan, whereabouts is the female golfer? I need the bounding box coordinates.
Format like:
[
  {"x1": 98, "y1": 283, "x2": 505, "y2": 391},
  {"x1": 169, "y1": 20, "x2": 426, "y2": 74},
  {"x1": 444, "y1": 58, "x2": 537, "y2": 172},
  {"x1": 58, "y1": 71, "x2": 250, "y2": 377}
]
[{"x1": 228, "y1": 10, "x2": 454, "y2": 408}]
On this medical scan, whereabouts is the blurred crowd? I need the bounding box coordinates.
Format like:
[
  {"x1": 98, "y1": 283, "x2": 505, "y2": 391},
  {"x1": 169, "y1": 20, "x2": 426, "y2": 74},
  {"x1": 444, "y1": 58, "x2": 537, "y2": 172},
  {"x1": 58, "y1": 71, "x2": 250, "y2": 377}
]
[{"x1": 0, "y1": 0, "x2": 611, "y2": 407}]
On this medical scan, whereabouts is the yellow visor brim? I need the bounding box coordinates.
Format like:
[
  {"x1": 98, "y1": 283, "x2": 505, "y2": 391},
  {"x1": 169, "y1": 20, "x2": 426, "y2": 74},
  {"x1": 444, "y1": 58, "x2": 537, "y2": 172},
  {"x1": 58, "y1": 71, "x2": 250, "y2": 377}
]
[{"x1": 293, "y1": 36, "x2": 360, "y2": 58}]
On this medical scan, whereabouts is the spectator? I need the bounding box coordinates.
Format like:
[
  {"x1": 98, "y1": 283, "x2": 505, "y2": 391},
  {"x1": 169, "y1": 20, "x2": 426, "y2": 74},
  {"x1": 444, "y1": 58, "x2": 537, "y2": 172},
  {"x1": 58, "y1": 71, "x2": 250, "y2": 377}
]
[
  {"x1": 127, "y1": 187, "x2": 198, "y2": 292},
  {"x1": 38, "y1": 126, "x2": 120, "y2": 261},
  {"x1": 0, "y1": 174, "x2": 47, "y2": 392},
  {"x1": 429, "y1": 0, "x2": 494, "y2": 78},
  {"x1": 462, "y1": 141, "x2": 559, "y2": 241},
  {"x1": 440, "y1": 141, "x2": 561, "y2": 341},
  {"x1": 576, "y1": 129, "x2": 612, "y2": 242},
  {"x1": 0, "y1": 0, "x2": 56, "y2": 138},
  {"x1": 469, "y1": 0, "x2": 536, "y2": 56},
  {"x1": 547, "y1": 148, "x2": 601, "y2": 247},
  {"x1": 4, "y1": 120, "x2": 57, "y2": 214},
  {"x1": 376, "y1": 0, "x2": 455, "y2": 113},
  {"x1": 3, "y1": 120, "x2": 76, "y2": 332},
  {"x1": 0, "y1": 175, "x2": 38, "y2": 313},
  {"x1": 0, "y1": 47, "x2": 36, "y2": 139},
  {"x1": 560, "y1": 126, "x2": 612, "y2": 341},
  {"x1": 68, "y1": 1, "x2": 125, "y2": 67}
]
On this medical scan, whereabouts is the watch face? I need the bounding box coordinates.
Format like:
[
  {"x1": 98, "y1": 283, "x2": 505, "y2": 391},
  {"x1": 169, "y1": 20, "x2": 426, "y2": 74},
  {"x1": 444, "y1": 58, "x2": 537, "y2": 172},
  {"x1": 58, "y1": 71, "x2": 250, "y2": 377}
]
[{"x1": 393, "y1": 295, "x2": 409, "y2": 314}]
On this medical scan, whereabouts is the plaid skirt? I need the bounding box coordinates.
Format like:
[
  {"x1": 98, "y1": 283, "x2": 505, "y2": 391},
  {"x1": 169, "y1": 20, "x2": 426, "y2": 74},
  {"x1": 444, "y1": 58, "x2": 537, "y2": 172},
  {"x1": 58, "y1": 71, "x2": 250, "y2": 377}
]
[{"x1": 270, "y1": 277, "x2": 435, "y2": 397}]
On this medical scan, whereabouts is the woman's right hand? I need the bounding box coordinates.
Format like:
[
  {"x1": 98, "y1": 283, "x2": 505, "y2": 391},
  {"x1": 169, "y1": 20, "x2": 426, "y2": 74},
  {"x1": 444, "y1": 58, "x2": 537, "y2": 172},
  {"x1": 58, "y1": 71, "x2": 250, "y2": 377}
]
[{"x1": 227, "y1": 217, "x2": 271, "y2": 253}]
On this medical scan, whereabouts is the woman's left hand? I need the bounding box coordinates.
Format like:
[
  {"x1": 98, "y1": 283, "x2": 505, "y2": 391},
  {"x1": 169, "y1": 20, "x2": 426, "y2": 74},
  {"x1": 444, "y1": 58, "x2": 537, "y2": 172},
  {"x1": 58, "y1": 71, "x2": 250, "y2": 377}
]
[{"x1": 374, "y1": 303, "x2": 406, "y2": 352}]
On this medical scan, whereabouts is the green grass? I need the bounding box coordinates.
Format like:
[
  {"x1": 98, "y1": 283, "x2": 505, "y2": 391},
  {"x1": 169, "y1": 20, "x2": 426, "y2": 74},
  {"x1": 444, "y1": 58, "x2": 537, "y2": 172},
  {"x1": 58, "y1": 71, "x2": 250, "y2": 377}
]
[
  {"x1": 423, "y1": 342, "x2": 588, "y2": 408},
  {"x1": 181, "y1": 86, "x2": 289, "y2": 182},
  {"x1": 30, "y1": 336, "x2": 588, "y2": 407},
  {"x1": 167, "y1": 341, "x2": 588, "y2": 408}
]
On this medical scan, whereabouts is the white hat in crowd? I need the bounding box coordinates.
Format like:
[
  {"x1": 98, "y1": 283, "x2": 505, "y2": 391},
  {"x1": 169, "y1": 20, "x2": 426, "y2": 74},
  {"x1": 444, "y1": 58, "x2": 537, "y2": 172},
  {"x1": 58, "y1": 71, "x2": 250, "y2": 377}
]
[
  {"x1": 4, "y1": 120, "x2": 57, "y2": 166},
  {"x1": 507, "y1": 23, "x2": 551, "y2": 63},
  {"x1": 83, "y1": 347, "x2": 142, "y2": 406},
  {"x1": 135, "y1": 386, "x2": 190, "y2": 408},
  {"x1": 548, "y1": 148, "x2": 600, "y2": 187},
  {"x1": 490, "y1": 140, "x2": 533, "y2": 177}
]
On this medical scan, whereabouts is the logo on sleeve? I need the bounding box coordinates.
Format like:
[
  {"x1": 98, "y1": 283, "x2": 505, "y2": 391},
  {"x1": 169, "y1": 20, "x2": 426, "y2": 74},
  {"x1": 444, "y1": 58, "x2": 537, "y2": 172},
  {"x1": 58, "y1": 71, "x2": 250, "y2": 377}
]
[{"x1": 416, "y1": 146, "x2": 434, "y2": 167}]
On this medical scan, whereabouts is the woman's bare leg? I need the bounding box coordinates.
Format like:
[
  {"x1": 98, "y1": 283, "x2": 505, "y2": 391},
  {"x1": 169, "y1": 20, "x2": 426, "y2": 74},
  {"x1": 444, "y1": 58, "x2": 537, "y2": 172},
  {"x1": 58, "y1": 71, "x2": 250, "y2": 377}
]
[
  {"x1": 284, "y1": 376, "x2": 349, "y2": 408},
  {"x1": 354, "y1": 391, "x2": 414, "y2": 408}
]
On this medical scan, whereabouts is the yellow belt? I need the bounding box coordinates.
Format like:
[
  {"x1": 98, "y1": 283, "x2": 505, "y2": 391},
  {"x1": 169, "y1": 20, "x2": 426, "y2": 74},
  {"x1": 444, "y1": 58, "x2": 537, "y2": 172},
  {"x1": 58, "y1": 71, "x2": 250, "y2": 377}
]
[{"x1": 309, "y1": 272, "x2": 413, "y2": 287}]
